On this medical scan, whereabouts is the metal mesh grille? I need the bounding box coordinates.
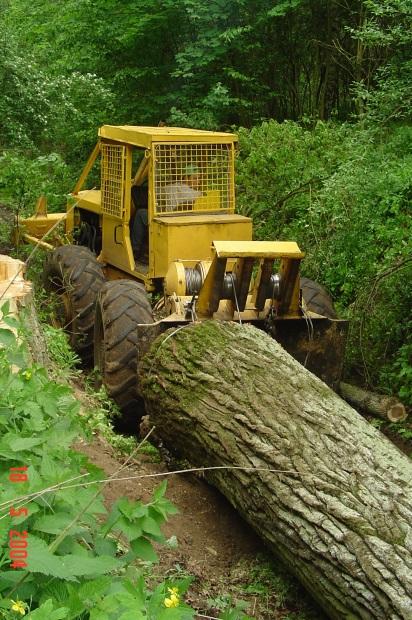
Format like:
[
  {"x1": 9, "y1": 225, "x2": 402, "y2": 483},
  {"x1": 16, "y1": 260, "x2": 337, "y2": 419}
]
[
  {"x1": 153, "y1": 143, "x2": 233, "y2": 215},
  {"x1": 101, "y1": 144, "x2": 126, "y2": 219}
]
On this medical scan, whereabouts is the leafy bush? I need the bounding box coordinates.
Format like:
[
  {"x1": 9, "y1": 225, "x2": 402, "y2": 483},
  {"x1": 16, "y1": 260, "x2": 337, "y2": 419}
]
[
  {"x1": 0, "y1": 152, "x2": 72, "y2": 214},
  {"x1": 237, "y1": 120, "x2": 412, "y2": 403},
  {"x1": 0, "y1": 307, "x2": 249, "y2": 619}
]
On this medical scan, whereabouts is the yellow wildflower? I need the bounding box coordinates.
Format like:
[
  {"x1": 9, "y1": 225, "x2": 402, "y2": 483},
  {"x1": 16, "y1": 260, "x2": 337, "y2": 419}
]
[
  {"x1": 10, "y1": 600, "x2": 26, "y2": 615},
  {"x1": 164, "y1": 586, "x2": 180, "y2": 608}
]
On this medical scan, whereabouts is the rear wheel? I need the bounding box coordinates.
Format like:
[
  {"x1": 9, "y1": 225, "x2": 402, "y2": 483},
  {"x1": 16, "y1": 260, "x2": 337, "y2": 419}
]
[
  {"x1": 300, "y1": 276, "x2": 337, "y2": 319},
  {"x1": 94, "y1": 280, "x2": 153, "y2": 423},
  {"x1": 43, "y1": 245, "x2": 105, "y2": 363}
]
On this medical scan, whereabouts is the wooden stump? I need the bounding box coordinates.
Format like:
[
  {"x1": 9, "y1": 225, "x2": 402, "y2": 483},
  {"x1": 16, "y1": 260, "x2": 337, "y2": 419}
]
[
  {"x1": 139, "y1": 321, "x2": 412, "y2": 620},
  {"x1": 0, "y1": 254, "x2": 48, "y2": 366}
]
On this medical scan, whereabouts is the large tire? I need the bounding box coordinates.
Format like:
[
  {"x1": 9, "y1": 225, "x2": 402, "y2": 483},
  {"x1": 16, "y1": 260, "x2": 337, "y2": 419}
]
[
  {"x1": 300, "y1": 276, "x2": 337, "y2": 319},
  {"x1": 94, "y1": 280, "x2": 153, "y2": 422},
  {"x1": 43, "y1": 245, "x2": 105, "y2": 363}
]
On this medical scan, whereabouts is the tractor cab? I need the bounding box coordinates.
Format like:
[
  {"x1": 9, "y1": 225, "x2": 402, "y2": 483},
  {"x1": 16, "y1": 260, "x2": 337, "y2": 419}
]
[{"x1": 69, "y1": 126, "x2": 252, "y2": 290}]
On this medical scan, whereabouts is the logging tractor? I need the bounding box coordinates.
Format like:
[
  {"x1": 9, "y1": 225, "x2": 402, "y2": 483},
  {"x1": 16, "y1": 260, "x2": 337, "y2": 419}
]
[{"x1": 16, "y1": 125, "x2": 347, "y2": 419}]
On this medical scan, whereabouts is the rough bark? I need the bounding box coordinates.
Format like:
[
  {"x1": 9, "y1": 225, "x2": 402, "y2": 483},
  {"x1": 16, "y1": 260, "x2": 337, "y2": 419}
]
[
  {"x1": 339, "y1": 382, "x2": 407, "y2": 423},
  {"x1": 139, "y1": 321, "x2": 412, "y2": 620}
]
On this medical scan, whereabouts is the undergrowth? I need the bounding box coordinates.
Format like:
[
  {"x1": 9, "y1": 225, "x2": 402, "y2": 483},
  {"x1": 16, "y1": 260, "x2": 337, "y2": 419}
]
[{"x1": 0, "y1": 303, "x2": 250, "y2": 619}]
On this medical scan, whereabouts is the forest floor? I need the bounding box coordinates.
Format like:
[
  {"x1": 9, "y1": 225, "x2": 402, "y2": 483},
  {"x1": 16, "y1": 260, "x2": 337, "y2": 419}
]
[{"x1": 74, "y1": 430, "x2": 324, "y2": 620}]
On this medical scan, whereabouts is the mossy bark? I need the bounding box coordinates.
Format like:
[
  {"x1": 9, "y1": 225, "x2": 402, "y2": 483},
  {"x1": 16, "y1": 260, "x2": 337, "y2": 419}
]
[{"x1": 139, "y1": 321, "x2": 412, "y2": 620}]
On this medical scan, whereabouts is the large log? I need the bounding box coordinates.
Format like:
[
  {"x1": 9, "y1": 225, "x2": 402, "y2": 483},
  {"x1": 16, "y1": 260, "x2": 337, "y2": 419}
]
[{"x1": 139, "y1": 321, "x2": 412, "y2": 620}]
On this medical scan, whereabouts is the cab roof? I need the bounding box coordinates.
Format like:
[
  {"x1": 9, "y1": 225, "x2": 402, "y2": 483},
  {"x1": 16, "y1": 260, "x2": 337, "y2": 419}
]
[{"x1": 98, "y1": 125, "x2": 237, "y2": 148}]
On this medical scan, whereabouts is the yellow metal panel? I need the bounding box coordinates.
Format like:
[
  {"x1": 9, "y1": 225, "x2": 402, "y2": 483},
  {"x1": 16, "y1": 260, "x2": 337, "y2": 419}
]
[
  {"x1": 100, "y1": 218, "x2": 134, "y2": 272},
  {"x1": 20, "y1": 213, "x2": 65, "y2": 238},
  {"x1": 152, "y1": 214, "x2": 252, "y2": 278},
  {"x1": 65, "y1": 202, "x2": 75, "y2": 238},
  {"x1": 193, "y1": 190, "x2": 221, "y2": 211},
  {"x1": 154, "y1": 214, "x2": 249, "y2": 226},
  {"x1": 22, "y1": 234, "x2": 54, "y2": 250},
  {"x1": 75, "y1": 189, "x2": 102, "y2": 214},
  {"x1": 133, "y1": 154, "x2": 149, "y2": 186},
  {"x1": 213, "y1": 240, "x2": 305, "y2": 259},
  {"x1": 99, "y1": 125, "x2": 237, "y2": 148}
]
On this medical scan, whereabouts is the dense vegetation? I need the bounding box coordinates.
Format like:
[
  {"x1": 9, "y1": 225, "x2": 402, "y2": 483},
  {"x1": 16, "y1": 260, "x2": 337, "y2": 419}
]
[
  {"x1": 0, "y1": 2, "x2": 411, "y2": 617},
  {"x1": 0, "y1": 0, "x2": 411, "y2": 399}
]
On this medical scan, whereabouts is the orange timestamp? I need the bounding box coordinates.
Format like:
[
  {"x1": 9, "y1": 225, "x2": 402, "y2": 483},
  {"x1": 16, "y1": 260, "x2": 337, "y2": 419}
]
[{"x1": 8, "y1": 466, "x2": 29, "y2": 569}]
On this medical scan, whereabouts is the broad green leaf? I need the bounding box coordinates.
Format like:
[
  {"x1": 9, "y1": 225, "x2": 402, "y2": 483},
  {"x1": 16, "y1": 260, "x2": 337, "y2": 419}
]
[
  {"x1": 26, "y1": 598, "x2": 70, "y2": 619},
  {"x1": 141, "y1": 515, "x2": 162, "y2": 538},
  {"x1": 94, "y1": 536, "x2": 117, "y2": 557},
  {"x1": 0, "y1": 300, "x2": 10, "y2": 316},
  {"x1": 117, "y1": 498, "x2": 135, "y2": 520},
  {"x1": 156, "y1": 608, "x2": 195, "y2": 619},
  {"x1": 76, "y1": 576, "x2": 111, "y2": 602},
  {"x1": 10, "y1": 436, "x2": 44, "y2": 451},
  {"x1": 116, "y1": 516, "x2": 143, "y2": 541},
  {"x1": 0, "y1": 327, "x2": 17, "y2": 348},
  {"x1": 32, "y1": 513, "x2": 84, "y2": 535},
  {"x1": 26, "y1": 536, "x2": 75, "y2": 580},
  {"x1": 3, "y1": 315, "x2": 20, "y2": 329},
  {"x1": 130, "y1": 537, "x2": 158, "y2": 562},
  {"x1": 61, "y1": 554, "x2": 120, "y2": 576},
  {"x1": 153, "y1": 479, "x2": 168, "y2": 500}
]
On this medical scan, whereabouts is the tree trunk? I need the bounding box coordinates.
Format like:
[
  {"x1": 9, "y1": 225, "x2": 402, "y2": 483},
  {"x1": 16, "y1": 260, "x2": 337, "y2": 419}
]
[
  {"x1": 339, "y1": 382, "x2": 407, "y2": 423},
  {"x1": 139, "y1": 321, "x2": 412, "y2": 620}
]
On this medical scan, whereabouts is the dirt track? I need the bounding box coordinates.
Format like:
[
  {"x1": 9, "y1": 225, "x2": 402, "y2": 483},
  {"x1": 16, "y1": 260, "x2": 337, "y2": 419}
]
[{"x1": 75, "y1": 434, "x2": 323, "y2": 619}]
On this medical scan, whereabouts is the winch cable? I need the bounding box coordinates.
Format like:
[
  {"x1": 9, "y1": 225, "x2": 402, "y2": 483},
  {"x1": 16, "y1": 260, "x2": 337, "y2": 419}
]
[
  {"x1": 300, "y1": 301, "x2": 315, "y2": 368},
  {"x1": 230, "y1": 273, "x2": 242, "y2": 325}
]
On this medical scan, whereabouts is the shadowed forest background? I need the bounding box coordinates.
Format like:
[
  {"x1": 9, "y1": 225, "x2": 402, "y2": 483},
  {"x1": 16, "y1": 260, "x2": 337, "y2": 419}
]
[{"x1": 0, "y1": 0, "x2": 411, "y2": 403}]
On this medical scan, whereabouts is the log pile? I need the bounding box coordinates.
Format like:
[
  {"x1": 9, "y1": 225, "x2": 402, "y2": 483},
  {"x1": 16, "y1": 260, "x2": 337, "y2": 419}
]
[{"x1": 139, "y1": 321, "x2": 412, "y2": 620}]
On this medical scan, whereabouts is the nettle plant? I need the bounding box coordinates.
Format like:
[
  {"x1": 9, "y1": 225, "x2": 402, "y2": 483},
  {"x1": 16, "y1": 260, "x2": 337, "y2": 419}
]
[{"x1": 0, "y1": 305, "x2": 249, "y2": 620}]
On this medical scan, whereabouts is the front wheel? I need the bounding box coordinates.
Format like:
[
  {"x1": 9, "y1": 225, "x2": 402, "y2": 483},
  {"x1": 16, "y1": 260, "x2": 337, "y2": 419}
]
[
  {"x1": 94, "y1": 280, "x2": 154, "y2": 422},
  {"x1": 43, "y1": 245, "x2": 105, "y2": 363}
]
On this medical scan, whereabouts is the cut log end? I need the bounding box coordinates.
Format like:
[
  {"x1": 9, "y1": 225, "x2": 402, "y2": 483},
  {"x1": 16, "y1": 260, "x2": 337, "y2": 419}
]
[
  {"x1": 0, "y1": 254, "x2": 49, "y2": 367},
  {"x1": 387, "y1": 402, "x2": 407, "y2": 423}
]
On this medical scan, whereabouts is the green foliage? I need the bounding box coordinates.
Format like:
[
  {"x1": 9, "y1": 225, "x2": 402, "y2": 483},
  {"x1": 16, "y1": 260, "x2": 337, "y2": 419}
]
[
  {"x1": 351, "y1": 0, "x2": 412, "y2": 124},
  {"x1": 7, "y1": 0, "x2": 410, "y2": 131},
  {"x1": 0, "y1": 152, "x2": 71, "y2": 214},
  {"x1": 236, "y1": 120, "x2": 351, "y2": 239},
  {"x1": 0, "y1": 307, "x2": 248, "y2": 618},
  {"x1": 0, "y1": 312, "x2": 196, "y2": 618},
  {"x1": 41, "y1": 324, "x2": 81, "y2": 381},
  {"x1": 237, "y1": 119, "x2": 412, "y2": 402}
]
